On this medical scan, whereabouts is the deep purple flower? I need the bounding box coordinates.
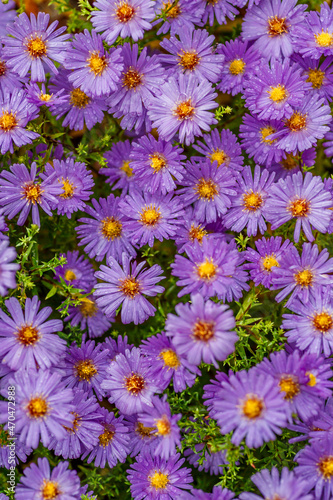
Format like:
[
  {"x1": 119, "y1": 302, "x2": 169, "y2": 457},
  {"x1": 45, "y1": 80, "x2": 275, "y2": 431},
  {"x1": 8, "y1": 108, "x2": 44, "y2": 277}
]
[
  {"x1": 94, "y1": 254, "x2": 165, "y2": 325},
  {"x1": 200, "y1": 0, "x2": 238, "y2": 26},
  {"x1": 104, "y1": 334, "x2": 134, "y2": 361},
  {"x1": 193, "y1": 128, "x2": 244, "y2": 173},
  {"x1": 124, "y1": 414, "x2": 159, "y2": 457},
  {"x1": 3, "y1": 12, "x2": 70, "y2": 82},
  {"x1": 268, "y1": 149, "x2": 316, "y2": 181},
  {"x1": 292, "y1": 54, "x2": 333, "y2": 103},
  {"x1": 55, "y1": 250, "x2": 96, "y2": 292},
  {"x1": 148, "y1": 73, "x2": 218, "y2": 146},
  {"x1": 0, "y1": 240, "x2": 19, "y2": 296},
  {"x1": 0, "y1": 425, "x2": 31, "y2": 469},
  {"x1": 25, "y1": 81, "x2": 66, "y2": 108},
  {"x1": 100, "y1": 140, "x2": 135, "y2": 193},
  {"x1": 65, "y1": 297, "x2": 113, "y2": 339},
  {"x1": 154, "y1": 0, "x2": 204, "y2": 36},
  {"x1": 0, "y1": 44, "x2": 24, "y2": 93},
  {"x1": 189, "y1": 486, "x2": 236, "y2": 500},
  {"x1": 184, "y1": 445, "x2": 228, "y2": 477}
]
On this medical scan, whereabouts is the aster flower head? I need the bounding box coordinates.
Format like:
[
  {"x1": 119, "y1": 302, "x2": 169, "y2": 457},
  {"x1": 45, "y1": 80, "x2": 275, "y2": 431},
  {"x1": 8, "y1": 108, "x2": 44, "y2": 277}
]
[
  {"x1": 104, "y1": 334, "x2": 134, "y2": 361},
  {"x1": 268, "y1": 148, "x2": 316, "y2": 181},
  {"x1": 292, "y1": 54, "x2": 333, "y2": 104},
  {"x1": 25, "y1": 81, "x2": 66, "y2": 108},
  {"x1": 0, "y1": 44, "x2": 25, "y2": 94},
  {"x1": 100, "y1": 140, "x2": 135, "y2": 193},
  {"x1": 216, "y1": 38, "x2": 263, "y2": 96},
  {"x1": 0, "y1": 162, "x2": 62, "y2": 226},
  {"x1": 177, "y1": 158, "x2": 237, "y2": 224},
  {"x1": 65, "y1": 296, "x2": 113, "y2": 339},
  {"x1": 266, "y1": 171, "x2": 332, "y2": 243},
  {"x1": 127, "y1": 450, "x2": 192, "y2": 500},
  {"x1": 0, "y1": 240, "x2": 19, "y2": 296},
  {"x1": 0, "y1": 1, "x2": 16, "y2": 38},
  {"x1": 203, "y1": 371, "x2": 231, "y2": 419},
  {"x1": 224, "y1": 165, "x2": 275, "y2": 237},
  {"x1": 193, "y1": 128, "x2": 244, "y2": 173},
  {"x1": 54, "y1": 250, "x2": 96, "y2": 293},
  {"x1": 241, "y1": 0, "x2": 307, "y2": 60},
  {"x1": 124, "y1": 414, "x2": 159, "y2": 457},
  {"x1": 75, "y1": 194, "x2": 136, "y2": 263},
  {"x1": 165, "y1": 293, "x2": 237, "y2": 367},
  {"x1": 129, "y1": 134, "x2": 186, "y2": 194},
  {"x1": 101, "y1": 347, "x2": 159, "y2": 415},
  {"x1": 148, "y1": 73, "x2": 218, "y2": 146},
  {"x1": 0, "y1": 295, "x2": 65, "y2": 371},
  {"x1": 184, "y1": 445, "x2": 229, "y2": 476},
  {"x1": 119, "y1": 189, "x2": 185, "y2": 248},
  {"x1": 94, "y1": 253, "x2": 165, "y2": 324},
  {"x1": 3, "y1": 12, "x2": 70, "y2": 82},
  {"x1": 91, "y1": 0, "x2": 155, "y2": 45},
  {"x1": 154, "y1": 0, "x2": 204, "y2": 36},
  {"x1": 160, "y1": 28, "x2": 224, "y2": 83},
  {"x1": 200, "y1": 0, "x2": 238, "y2": 26},
  {"x1": 15, "y1": 457, "x2": 81, "y2": 500}
]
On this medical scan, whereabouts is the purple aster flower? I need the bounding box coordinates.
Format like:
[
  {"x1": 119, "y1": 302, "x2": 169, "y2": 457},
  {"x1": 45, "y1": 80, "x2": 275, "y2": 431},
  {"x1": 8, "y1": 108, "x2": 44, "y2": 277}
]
[
  {"x1": 160, "y1": 28, "x2": 224, "y2": 83},
  {"x1": 0, "y1": 1, "x2": 16, "y2": 38},
  {"x1": 268, "y1": 148, "x2": 316, "y2": 181},
  {"x1": 200, "y1": 0, "x2": 238, "y2": 26},
  {"x1": 104, "y1": 334, "x2": 133, "y2": 361},
  {"x1": 189, "y1": 486, "x2": 236, "y2": 500},
  {"x1": 101, "y1": 347, "x2": 159, "y2": 415},
  {"x1": 0, "y1": 240, "x2": 19, "y2": 296},
  {"x1": 100, "y1": 139, "x2": 135, "y2": 193},
  {"x1": 40, "y1": 158, "x2": 94, "y2": 218},
  {"x1": 216, "y1": 38, "x2": 262, "y2": 96},
  {"x1": 25, "y1": 81, "x2": 66, "y2": 108},
  {"x1": 50, "y1": 389, "x2": 103, "y2": 459},
  {"x1": 65, "y1": 296, "x2": 113, "y2": 339},
  {"x1": 292, "y1": 54, "x2": 333, "y2": 104},
  {"x1": 266, "y1": 171, "x2": 332, "y2": 243},
  {"x1": 243, "y1": 59, "x2": 310, "y2": 121},
  {"x1": 124, "y1": 414, "x2": 159, "y2": 457},
  {"x1": 171, "y1": 238, "x2": 249, "y2": 302},
  {"x1": 49, "y1": 69, "x2": 107, "y2": 131},
  {"x1": 270, "y1": 94, "x2": 332, "y2": 154},
  {"x1": 55, "y1": 250, "x2": 96, "y2": 292},
  {"x1": 3, "y1": 12, "x2": 70, "y2": 82},
  {"x1": 94, "y1": 254, "x2": 165, "y2": 325},
  {"x1": 203, "y1": 371, "x2": 230, "y2": 419},
  {"x1": 148, "y1": 73, "x2": 218, "y2": 146},
  {"x1": 185, "y1": 446, "x2": 228, "y2": 477},
  {"x1": 192, "y1": 128, "x2": 244, "y2": 173},
  {"x1": 241, "y1": 0, "x2": 307, "y2": 60},
  {"x1": 64, "y1": 29, "x2": 123, "y2": 97},
  {"x1": 0, "y1": 296, "x2": 65, "y2": 371},
  {"x1": 0, "y1": 369, "x2": 74, "y2": 449},
  {"x1": 0, "y1": 162, "x2": 61, "y2": 226},
  {"x1": 177, "y1": 158, "x2": 237, "y2": 224},
  {"x1": 138, "y1": 395, "x2": 181, "y2": 460},
  {"x1": 244, "y1": 236, "x2": 291, "y2": 289},
  {"x1": 0, "y1": 44, "x2": 24, "y2": 93},
  {"x1": 91, "y1": 0, "x2": 155, "y2": 45},
  {"x1": 129, "y1": 134, "x2": 185, "y2": 194},
  {"x1": 0, "y1": 425, "x2": 31, "y2": 469},
  {"x1": 15, "y1": 457, "x2": 81, "y2": 500},
  {"x1": 154, "y1": 0, "x2": 204, "y2": 36},
  {"x1": 239, "y1": 467, "x2": 313, "y2": 500},
  {"x1": 213, "y1": 367, "x2": 288, "y2": 448},
  {"x1": 0, "y1": 88, "x2": 39, "y2": 154},
  {"x1": 119, "y1": 190, "x2": 185, "y2": 248},
  {"x1": 58, "y1": 339, "x2": 110, "y2": 401},
  {"x1": 82, "y1": 407, "x2": 130, "y2": 468},
  {"x1": 271, "y1": 242, "x2": 333, "y2": 307},
  {"x1": 224, "y1": 165, "x2": 275, "y2": 237},
  {"x1": 141, "y1": 331, "x2": 200, "y2": 392},
  {"x1": 127, "y1": 450, "x2": 192, "y2": 500},
  {"x1": 75, "y1": 194, "x2": 136, "y2": 263},
  {"x1": 165, "y1": 293, "x2": 237, "y2": 367},
  {"x1": 239, "y1": 114, "x2": 284, "y2": 167},
  {"x1": 282, "y1": 287, "x2": 333, "y2": 356}
]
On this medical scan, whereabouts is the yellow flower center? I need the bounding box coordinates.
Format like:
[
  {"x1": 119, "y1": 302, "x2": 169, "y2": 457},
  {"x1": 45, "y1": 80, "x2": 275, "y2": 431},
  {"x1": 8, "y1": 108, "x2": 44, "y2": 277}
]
[
  {"x1": 17, "y1": 325, "x2": 39, "y2": 345},
  {"x1": 160, "y1": 349, "x2": 180, "y2": 368},
  {"x1": 242, "y1": 396, "x2": 264, "y2": 419},
  {"x1": 27, "y1": 396, "x2": 48, "y2": 418},
  {"x1": 196, "y1": 258, "x2": 217, "y2": 281},
  {"x1": 64, "y1": 269, "x2": 76, "y2": 281},
  {"x1": 307, "y1": 372, "x2": 317, "y2": 387},
  {"x1": 123, "y1": 68, "x2": 142, "y2": 89},
  {"x1": 229, "y1": 59, "x2": 245, "y2": 75},
  {"x1": 315, "y1": 31, "x2": 333, "y2": 47},
  {"x1": 307, "y1": 68, "x2": 325, "y2": 89},
  {"x1": 209, "y1": 148, "x2": 228, "y2": 167},
  {"x1": 75, "y1": 359, "x2": 97, "y2": 381},
  {"x1": 312, "y1": 311, "x2": 333, "y2": 332},
  {"x1": 195, "y1": 178, "x2": 218, "y2": 200},
  {"x1": 149, "y1": 471, "x2": 169, "y2": 490},
  {"x1": 267, "y1": 16, "x2": 288, "y2": 36},
  {"x1": 99, "y1": 426, "x2": 115, "y2": 447},
  {"x1": 135, "y1": 422, "x2": 157, "y2": 437},
  {"x1": 116, "y1": 2, "x2": 135, "y2": 22},
  {"x1": 140, "y1": 204, "x2": 162, "y2": 226},
  {"x1": 260, "y1": 126, "x2": 276, "y2": 144},
  {"x1": 294, "y1": 269, "x2": 313, "y2": 287},
  {"x1": 23, "y1": 183, "x2": 43, "y2": 204},
  {"x1": 178, "y1": 50, "x2": 200, "y2": 70},
  {"x1": 60, "y1": 178, "x2": 75, "y2": 199},
  {"x1": 0, "y1": 60, "x2": 7, "y2": 77},
  {"x1": 261, "y1": 254, "x2": 279, "y2": 272},
  {"x1": 156, "y1": 417, "x2": 171, "y2": 436},
  {"x1": 0, "y1": 111, "x2": 17, "y2": 131},
  {"x1": 243, "y1": 191, "x2": 263, "y2": 211},
  {"x1": 119, "y1": 277, "x2": 140, "y2": 298},
  {"x1": 150, "y1": 154, "x2": 166, "y2": 172},
  {"x1": 101, "y1": 217, "x2": 122, "y2": 240},
  {"x1": 121, "y1": 160, "x2": 133, "y2": 177},
  {"x1": 125, "y1": 373, "x2": 145, "y2": 394},
  {"x1": 41, "y1": 480, "x2": 60, "y2": 500},
  {"x1": 70, "y1": 88, "x2": 90, "y2": 108},
  {"x1": 40, "y1": 93, "x2": 52, "y2": 102},
  {"x1": 281, "y1": 153, "x2": 298, "y2": 171},
  {"x1": 188, "y1": 223, "x2": 207, "y2": 244},
  {"x1": 64, "y1": 412, "x2": 81, "y2": 434},
  {"x1": 319, "y1": 456, "x2": 333, "y2": 478},
  {"x1": 269, "y1": 84, "x2": 287, "y2": 102},
  {"x1": 79, "y1": 298, "x2": 98, "y2": 318},
  {"x1": 286, "y1": 112, "x2": 307, "y2": 132},
  {"x1": 163, "y1": 2, "x2": 181, "y2": 18},
  {"x1": 279, "y1": 376, "x2": 300, "y2": 400},
  {"x1": 192, "y1": 320, "x2": 215, "y2": 341},
  {"x1": 26, "y1": 36, "x2": 47, "y2": 58},
  {"x1": 287, "y1": 198, "x2": 310, "y2": 217},
  {"x1": 87, "y1": 51, "x2": 108, "y2": 76},
  {"x1": 174, "y1": 99, "x2": 195, "y2": 120}
]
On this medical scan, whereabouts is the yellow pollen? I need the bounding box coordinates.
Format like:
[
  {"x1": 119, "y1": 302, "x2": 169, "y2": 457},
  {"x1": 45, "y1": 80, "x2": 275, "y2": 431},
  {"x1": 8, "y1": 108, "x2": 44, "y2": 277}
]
[
  {"x1": 261, "y1": 254, "x2": 279, "y2": 272},
  {"x1": 312, "y1": 311, "x2": 333, "y2": 333},
  {"x1": 88, "y1": 51, "x2": 108, "y2": 76},
  {"x1": 99, "y1": 426, "x2": 115, "y2": 447},
  {"x1": 260, "y1": 126, "x2": 276, "y2": 144},
  {"x1": 286, "y1": 112, "x2": 307, "y2": 132},
  {"x1": 163, "y1": 2, "x2": 181, "y2": 18},
  {"x1": 229, "y1": 59, "x2": 245, "y2": 75},
  {"x1": 307, "y1": 372, "x2": 317, "y2": 387},
  {"x1": 64, "y1": 269, "x2": 77, "y2": 282},
  {"x1": 179, "y1": 50, "x2": 200, "y2": 70},
  {"x1": 149, "y1": 471, "x2": 169, "y2": 490},
  {"x1": 315, "y1": 31, "x2": 333, "y2": 47},
  {"x1": 75, "y1": 359, "x2": 97, "y2": 381},
  {"x1": 0, "y1": 111, "x2": 17, "y2": 131},
  {"x1": 243, "y1": 191, "x2": 263, "y2": 211},
  {"x1": 150, "y1": 153, "x2": 167, "y2": 172},
  {"x1": 195, "y1": 178, "x2": 218, "y2": 200},
  {"x1": 140, "y1": 204, "x2": 162, "y2": 226},
  {"x1": 269, "y1": 84, "x2": 287, "y2": 102},
  {"x1": 125, "y1": 373, "x2": 145, "y2": 394},
  {"x1": 27, "y1": 396, "x2": 48, "y2": 418},
  {"x1": 196, "y1": 258, "x2": 217, "y2": 281},
  {"x1": 40, "y1": 93, "x2": 52, "y2": 102},
  {"x1": 0, "y1": 60, "x2": 7, "y2": 77},
  {"x1": 242, "y1": 396, "x2": 264, "y2": 419},
  {"x1": 17, "y1": 325, "x2": 39, "y2": 345},
  {"x1": 209, "y1": 148, "x2": 228, "y2": 167},
  {"x1": 307, "y1": 68, "x2": 325, "y2": 89},
  {"x1": 193, "y1": 320, "x2": 215, "y2": 341},
  {"x1": 60, "y1": 178, "x2": 75, "y2": 199},
  {"x1": 101, "y1": 216, "x2": 122, "y2": 240},
  {"x1": 174, "y1": 99, "x2": 195, "y2": 120},
  {"x1": 188, "y1": 223, "x2": 207, "y2": 244},
  {"x1": 79, "y1": 298, "x2": 98, "y2": 318},
  {"x1": 26, "y1": 36, "x2": 47, "y2": 58},
  {"x1": 70, "y1": 88, "x2": 90, "y2": 108},
  {"x1": 116, "y1": 2, "x2": 135, "y2": 22},
  {"x1": 120, "y1": 277, "x2": 140, "y2": 298},
  {"x1": 287, "y1": 198, "x2": 310, "y2": 218},
  {"x1": 267, "y1": 16, "x2": 288, "y2": 36},
  {"x1": 319, "y1": 456, "x2": 333, "y2": 478},
  {"x1": 23, "y1": 183, "x2": 43, "y2": 204},
  {"x1": 279, "y1": 376, "x2": 300, "y2": 400},
  {"x1": 156, "y1": 417, "x2": 171, "y2": 436},
  {"x1": 281, "y1": 153, "x2": 298, "y2": 171},
  {"x1": 120, "y1": 160, "x2": 133, "y2": 177},
  {"x1": 294, "y1": 269, "x2": 313, "y2": 287},
  {"x1": 41, "y1": 480, "x2": 60, "y2": 500},
  {"x1": 136, "y1": 421, "x2": 157, "y2": 437},
  {"x1": 123, "y1": 68, "x2": 142, "y2": 89},
  {"x1": 64, "y1": 412, "x2": 81, "y2": 434},
  {"x1": 159, "y1": 349, "x2": 180, "y2": 369}
]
